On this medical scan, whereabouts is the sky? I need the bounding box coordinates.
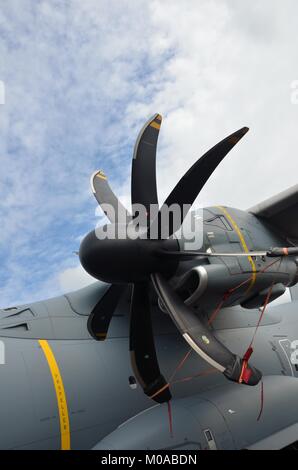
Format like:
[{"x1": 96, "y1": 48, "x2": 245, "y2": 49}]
[{"x1": 0, "y1": 0, "x2": 297, "y2": 307}]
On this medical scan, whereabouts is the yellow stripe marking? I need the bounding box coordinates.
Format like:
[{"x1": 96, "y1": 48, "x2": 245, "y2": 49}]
[
  {"x1": 38, "y1": 340, "x2": 71, "y2": 450},
  {"x1": 96, "y1": 332, "x2": 107, "y2": 338},
  {"x1": 217, "y1": 206, "x2": 257, "y2": 293},
  {"x1": 150, "y1": 121, "x2": 160, "y2": 130},
  {"x1": 228, "y1": 135, "x2": 241, "y2": 145},
  {"x1": 96, "y1": 172, "x2": 107, "y2": 180}
]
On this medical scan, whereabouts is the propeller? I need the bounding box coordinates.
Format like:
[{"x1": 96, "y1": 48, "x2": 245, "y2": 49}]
[
  {"x1": 130, "y1": 282, "x2": 171, "y2": 403},
  {"x1": 80, "y1": 115, "x2": 260, "y2": 404},
  {"x1": 150, "y1": 126, "x2": 249, "y2": 237},
  {"x1": 131, "y1": 114, "x2": 161, "y2": 223},
  {"x1": 91, "y1": 170, "x2": 130, "y2": 224}
]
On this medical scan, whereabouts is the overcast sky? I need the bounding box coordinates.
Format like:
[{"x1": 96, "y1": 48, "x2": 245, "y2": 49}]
[{"x1": 0, "y1": 0, "x2": 297, "y2": 306}]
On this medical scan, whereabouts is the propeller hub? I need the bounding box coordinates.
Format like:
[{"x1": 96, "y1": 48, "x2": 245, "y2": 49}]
[{"x1": 79, "y1": 226, "x2": 179, "y2": 284}]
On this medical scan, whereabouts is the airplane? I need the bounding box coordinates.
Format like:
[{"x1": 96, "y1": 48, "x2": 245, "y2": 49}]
[{"x1": 1, "y1": 113, "x2": 298, "y2": 450}]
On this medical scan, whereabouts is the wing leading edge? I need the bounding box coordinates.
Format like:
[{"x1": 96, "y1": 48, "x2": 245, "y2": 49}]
[{"x1": 249, "y1": 184, "x2": 298, "y2": 242}]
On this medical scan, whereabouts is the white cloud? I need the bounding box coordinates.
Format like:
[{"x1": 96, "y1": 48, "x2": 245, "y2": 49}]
[
  {"x1": 58, "y1": 264, "x2": 95, "y2": 292},
  {"x1": 125, "y1": 0, "x2": 298, "y2": 209}
]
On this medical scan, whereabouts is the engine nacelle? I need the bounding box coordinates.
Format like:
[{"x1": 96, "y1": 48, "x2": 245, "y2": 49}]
[{"x1": 172, "y1": 258, "x2": 298, "y2": 312}]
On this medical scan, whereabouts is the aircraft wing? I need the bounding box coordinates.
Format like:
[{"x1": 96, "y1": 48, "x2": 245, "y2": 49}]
[
  {"x1": 93, "y1": 375, "x2": 298, "y2": 450},
  {"x1": 249, "y1": 184, "x2": 298, "y2": 243}
]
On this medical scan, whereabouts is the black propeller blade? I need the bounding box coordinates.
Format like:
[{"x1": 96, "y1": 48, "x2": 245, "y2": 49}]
[
  {"x1": 150, "y1": 127, "x2": 249, "y2": 238},
  {"x1": 151, "y1": 272, "x2": 261, "y2": 386},
  {"x1": 129, "y1": 283, "x2": 171, "y2": 403},
  {"x1": 131, "y1": 114, "x2": 161, "y2": 224},
  {"x1": 87, "y1": 284, "x2": 126, "y2": 341},
  {"x1": 91, "y1": 170, "x2": 131, "y2": 224},
  {"x1": 81, "y1": 114, "x2": 258, "y2": 403}
]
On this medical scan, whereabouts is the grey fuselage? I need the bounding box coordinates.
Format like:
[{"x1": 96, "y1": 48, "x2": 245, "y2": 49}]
[{"x1": 0, "y1": 206, "x2": 297, "y2": 450}]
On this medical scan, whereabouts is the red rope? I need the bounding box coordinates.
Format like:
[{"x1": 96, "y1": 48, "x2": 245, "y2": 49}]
[
  {"x1": 249, "y1": 283, "x2": 274, "y2": 349},
  {"x1": 154, "y1": 258, "x2": 281, "y2": 433},
  {"x1": 239, "y1": 283, "x2": 274, "y2": 385},
  {"x1": 171, "y1": 367, "x2": 218, "y2": 385},
  {"x1": 152, "y1": 261, "x2": 279, "y2": 399},
  {"x1": 150, "y1": 349, "x2": 219, "y2": 438},
  {"x1": 149, "y1": 349, "x2": 193, "y2": 400},
  {"x1": 257, "y1": 381, "x2": 264, "y2": 421},
  {"x1": 167, "y1": 401, "x2": 173, "y2": 438},
  {"x1": 208, "y1": 258, "x2": 281, "y2": 327},
  {"x1": 169, "y1": 349, "x2": 192, "y2": 383},
  {"x1": 166, "y1": 367, "x2": 220, "y2": 439},
  {"x1": 207, "y1": 297, "x2": 227, "y2": 325}
]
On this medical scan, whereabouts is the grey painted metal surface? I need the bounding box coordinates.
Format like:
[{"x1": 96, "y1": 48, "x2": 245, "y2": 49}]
[
  {"x1": 0, "y1": 186, "x2": 298, "y2": 449},
  {"x1": 94, "y1": 375, "x2": 298, "y2": 450},
  {"x1": 249, "y1": 183, "x2": 298, "y2": 242},
  {"x1": 0, "y1": 285, "x2": 298, "y2": 449}
]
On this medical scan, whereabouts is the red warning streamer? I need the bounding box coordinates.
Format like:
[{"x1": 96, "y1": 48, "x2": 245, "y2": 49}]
[{"x1": 152, "y1": 257, "x2": 282, "y2": 431}]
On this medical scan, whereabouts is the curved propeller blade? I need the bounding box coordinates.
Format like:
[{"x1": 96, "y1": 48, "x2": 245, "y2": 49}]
[
  {"x1": 131, "y1": 114, "x2": 162, "y2": 222},
  {"x1": 150, "y1": 127, "x2": 249, "y2": 238},
  {"x1": 87, "y1": 284, "x2": 126, "y2": 341},
  {"x1": 129, "y1": 282, "x2": 171, "y2": 403},
  {"x1": 151, "y1": 272, "x2": 261, "y2": 386},
  {"x1": 91, "y1": 170, "x2": 131, "y2": 224}
]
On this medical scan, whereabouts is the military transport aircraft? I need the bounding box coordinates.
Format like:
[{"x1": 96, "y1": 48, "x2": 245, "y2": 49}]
[{"x1": 1, "y1": 114, "x2": 298, "y2": 450}]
